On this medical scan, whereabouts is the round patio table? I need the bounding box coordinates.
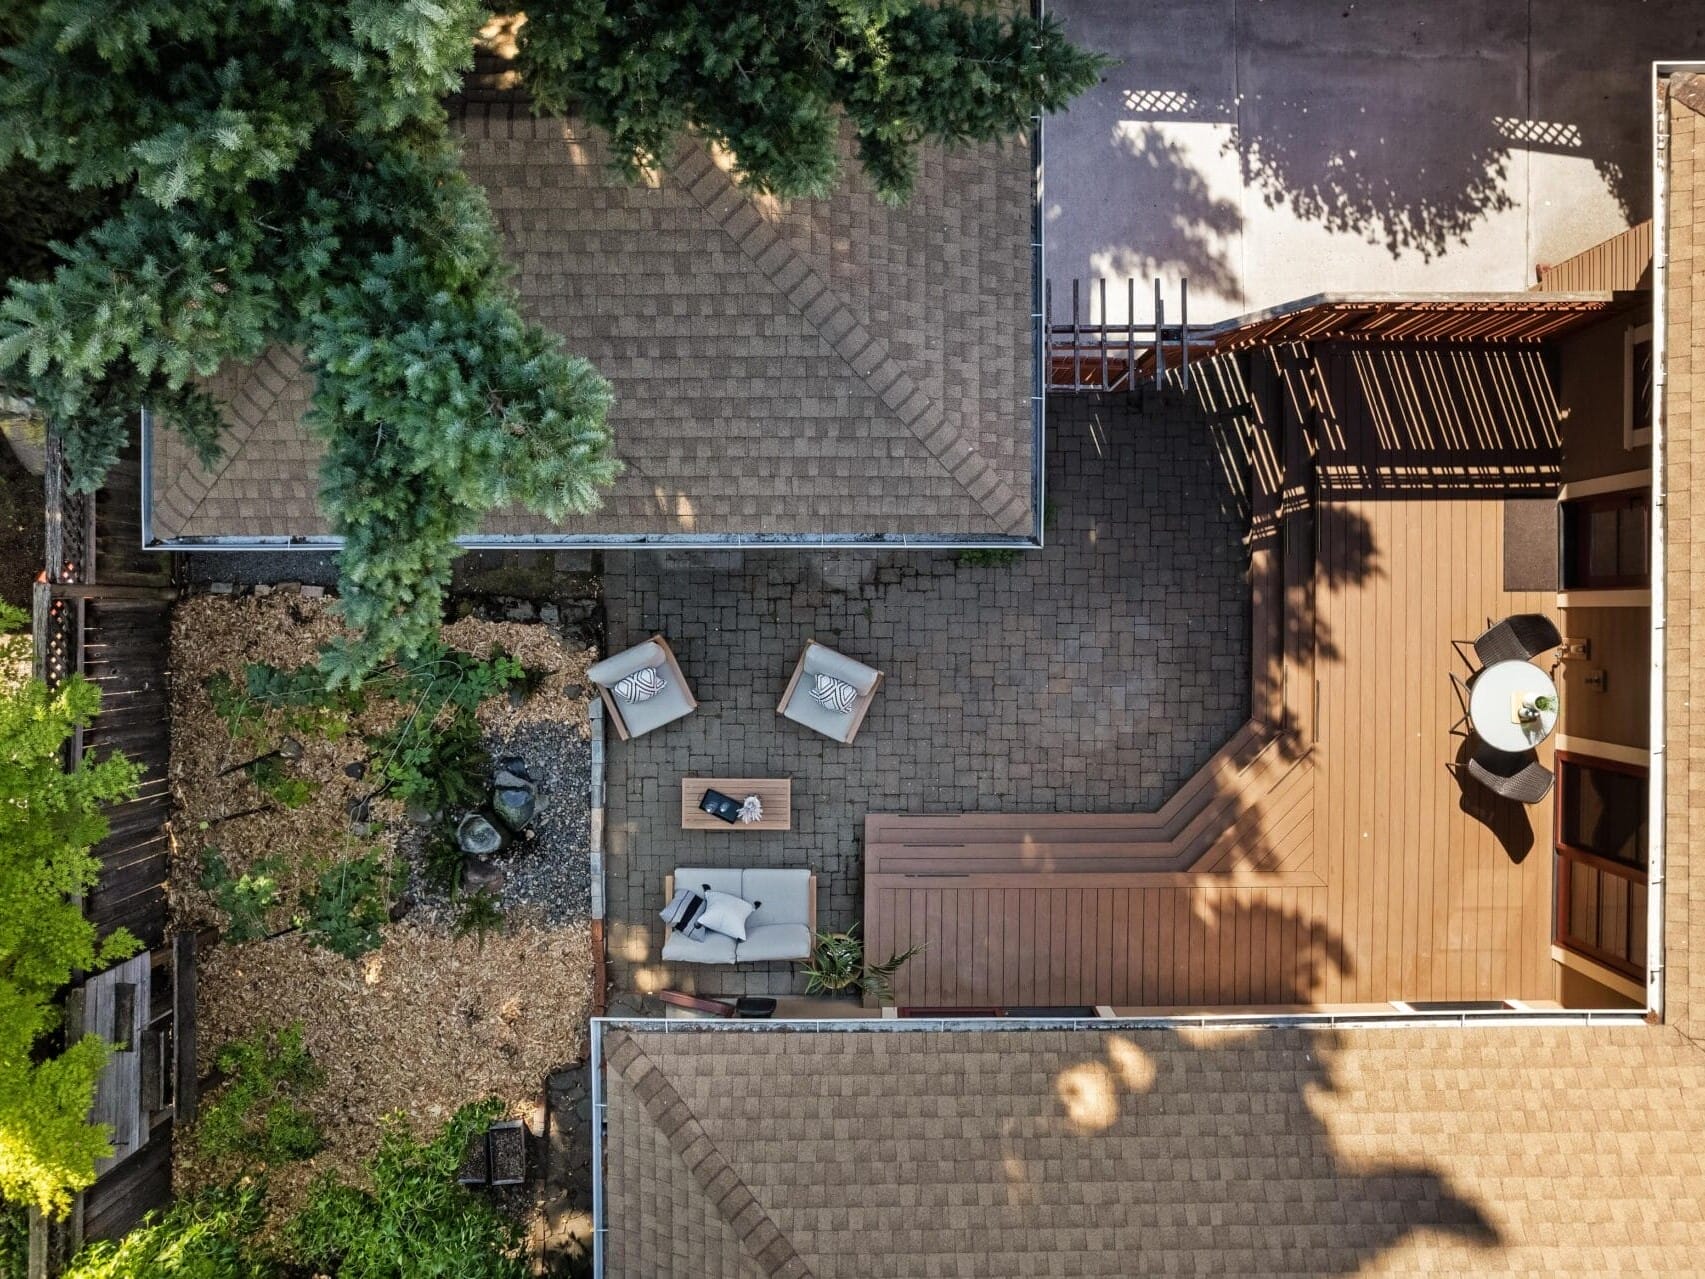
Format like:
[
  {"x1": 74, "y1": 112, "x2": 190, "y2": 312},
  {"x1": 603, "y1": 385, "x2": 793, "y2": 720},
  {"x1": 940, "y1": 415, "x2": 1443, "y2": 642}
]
[{"x1": 1468, "y1": 659, "x2": 1558, "y2": 752}]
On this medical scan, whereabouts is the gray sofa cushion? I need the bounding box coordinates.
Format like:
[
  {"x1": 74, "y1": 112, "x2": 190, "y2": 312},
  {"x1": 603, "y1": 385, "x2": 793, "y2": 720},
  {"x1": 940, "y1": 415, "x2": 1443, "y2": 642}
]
[
  {"x1": 675, "y1": 868, "x2": 744, "y2": 897},
  {"x1": 661, "y1": 930, "x2": 738, "y2": 964},
  {"x1": 743, "y1": 869, "x2": 812, "y2": 930},
  {"x1": 736, "y1": 923, "x2": 812, "y2": 962}
]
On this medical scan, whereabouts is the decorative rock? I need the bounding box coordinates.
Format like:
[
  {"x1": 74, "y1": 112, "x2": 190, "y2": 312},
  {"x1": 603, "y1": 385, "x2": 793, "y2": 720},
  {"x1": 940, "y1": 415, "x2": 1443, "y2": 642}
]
[
  {"x1": 253, "y1": 583, "x2": 274, "y2": 596},
  {"x1": 492, "y1": 758, "x2": 537, "y2": 830},
  {"x1": 344, "y1": 760, "x2": 367, "y2": 780},
  {"x1": 347, "y1": 795, "x2": 375, "y2": 834},
  {"x1": 457, "y1": 813, "x2": 507, "y2": 856},
  {"x1": 463, "y1": 855, "x2": 506, "y2": 894},
  {"x1": 300, "y1": 585, "x2": 326, "y2": 599},
  {"x1": 493, "y1": 784, "x2": 536, "y2": 831},
  {"x1": 388, "y1": 894, "x2": 414, "y2": 922},
  {"x1": 209, "y1": 582, "x2": 235, "y2": 595},
  {"x1": 504, "y1": 600, "x2": 535, "y2": 621},
  {"x1": 405, "y1": 798, "x2": 442, "y2": 826},
  {"x1": 539, "y1": 603, "x2": 561, "y2": 625}
]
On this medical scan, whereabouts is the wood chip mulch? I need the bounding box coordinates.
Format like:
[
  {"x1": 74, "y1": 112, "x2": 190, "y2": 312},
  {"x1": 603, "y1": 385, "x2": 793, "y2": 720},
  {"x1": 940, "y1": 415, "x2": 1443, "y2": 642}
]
[{"x1": 168, "y1": 594, "x2": 598, "y2": 1214}]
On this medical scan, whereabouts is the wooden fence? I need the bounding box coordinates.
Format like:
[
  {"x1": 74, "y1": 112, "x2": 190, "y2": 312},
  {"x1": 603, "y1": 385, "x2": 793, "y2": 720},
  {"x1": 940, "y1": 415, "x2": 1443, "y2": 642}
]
[{"x1": 29, "y1": 437, "x2": 187, "y2": 1271}]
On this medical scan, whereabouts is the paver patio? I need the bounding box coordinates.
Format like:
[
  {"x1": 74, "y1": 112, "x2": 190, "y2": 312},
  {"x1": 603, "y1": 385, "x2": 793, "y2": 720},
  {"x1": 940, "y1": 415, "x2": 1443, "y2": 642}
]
[{"x1": 602, "y1": 393, "x2": 1251, "y2": 996}]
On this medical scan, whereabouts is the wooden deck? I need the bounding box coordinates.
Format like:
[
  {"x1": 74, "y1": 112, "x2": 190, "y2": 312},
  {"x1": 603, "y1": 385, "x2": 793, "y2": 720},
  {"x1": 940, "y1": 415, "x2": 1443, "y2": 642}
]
[{"x1": 867, "y1": 348, "x2": 1559, "y2": 1009}]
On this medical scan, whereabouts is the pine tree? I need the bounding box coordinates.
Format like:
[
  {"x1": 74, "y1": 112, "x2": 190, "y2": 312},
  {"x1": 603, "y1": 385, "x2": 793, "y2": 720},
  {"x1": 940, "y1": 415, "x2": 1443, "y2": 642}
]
[
  {"x1": 0, "y1": 0, "x2": 617, "y2": 674},
  {"x1": 0, "y1": 606, "x2": 141, "y2": 1217},
  {"x1": 517, "y1": 0, "x2": 1106, "y2": 202}
]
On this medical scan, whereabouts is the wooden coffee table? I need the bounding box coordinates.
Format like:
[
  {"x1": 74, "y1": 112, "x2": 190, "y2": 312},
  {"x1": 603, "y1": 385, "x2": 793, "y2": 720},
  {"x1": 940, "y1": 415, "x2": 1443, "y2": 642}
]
[{"x1": 680, "y1": 777, "x2": 792, "y2": 831}]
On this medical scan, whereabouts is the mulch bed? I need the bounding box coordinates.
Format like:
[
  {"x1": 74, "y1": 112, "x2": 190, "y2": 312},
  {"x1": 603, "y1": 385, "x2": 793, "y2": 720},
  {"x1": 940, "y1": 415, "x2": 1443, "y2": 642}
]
[{"x1": 169, "y1": 593, "x2": 598, "y2": 1213}]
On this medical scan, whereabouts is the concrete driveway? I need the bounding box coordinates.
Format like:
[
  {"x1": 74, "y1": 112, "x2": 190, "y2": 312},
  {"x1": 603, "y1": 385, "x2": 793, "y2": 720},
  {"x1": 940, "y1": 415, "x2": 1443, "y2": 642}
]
[{"x1": 1045, "y1": 0, "x2": 1702, "y2": 323}]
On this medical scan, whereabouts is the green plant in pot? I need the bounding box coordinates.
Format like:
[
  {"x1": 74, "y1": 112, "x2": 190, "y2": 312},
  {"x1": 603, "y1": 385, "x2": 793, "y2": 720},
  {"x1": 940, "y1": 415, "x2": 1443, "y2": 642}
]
[
  {"x1": 799, "y1": 925, "x2": 923, "y2": 1002},
  {"x1": 1532, "y1": 694, "x2": 1557, "y2": 714}
]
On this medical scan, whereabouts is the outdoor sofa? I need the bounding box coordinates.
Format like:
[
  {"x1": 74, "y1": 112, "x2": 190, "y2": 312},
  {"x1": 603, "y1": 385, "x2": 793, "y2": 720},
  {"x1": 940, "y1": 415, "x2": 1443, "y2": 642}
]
[{"x1": 661, "y1": 867, "x2": 816, "y2": 964}]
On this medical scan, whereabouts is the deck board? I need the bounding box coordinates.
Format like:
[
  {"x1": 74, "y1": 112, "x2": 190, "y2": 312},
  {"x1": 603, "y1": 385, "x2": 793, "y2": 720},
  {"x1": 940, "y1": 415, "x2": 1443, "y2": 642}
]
[{"x1": 869, "y1": 488, "x2": 1555, "y2": 1010}]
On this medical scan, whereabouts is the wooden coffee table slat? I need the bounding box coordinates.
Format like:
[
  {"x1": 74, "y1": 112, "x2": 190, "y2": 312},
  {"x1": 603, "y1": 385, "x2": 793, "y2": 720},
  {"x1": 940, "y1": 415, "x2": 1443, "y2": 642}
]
[{"x1": 680, "y1": 777, "x2": 792, "y2": 831}]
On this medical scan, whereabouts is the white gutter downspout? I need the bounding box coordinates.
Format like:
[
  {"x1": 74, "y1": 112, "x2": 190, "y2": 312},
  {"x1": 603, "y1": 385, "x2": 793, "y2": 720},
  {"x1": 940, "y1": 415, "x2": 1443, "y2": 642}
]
[{"x1": 1646, "y1": 61, "x2": 1692, "y2": 1022}]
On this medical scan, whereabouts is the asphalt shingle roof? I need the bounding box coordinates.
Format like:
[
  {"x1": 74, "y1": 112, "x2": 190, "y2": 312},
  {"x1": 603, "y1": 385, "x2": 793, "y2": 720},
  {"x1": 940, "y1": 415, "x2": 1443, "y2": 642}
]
[{"x1": 148, "y1": 107, "x2": 1035, "y2": 542}]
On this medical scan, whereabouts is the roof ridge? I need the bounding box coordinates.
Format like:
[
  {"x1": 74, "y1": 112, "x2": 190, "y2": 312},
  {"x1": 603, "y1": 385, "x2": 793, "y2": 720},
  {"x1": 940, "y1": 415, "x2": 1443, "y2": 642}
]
[
  {"x1": 605, "y1": 1031, "x2": 814, "y2": 1279},
  {"x1": 157, "y1": 345, "x2": 302, "y2": 533},
  {"x1": 667, "y1": 143, "x2": 1031, "y2": 535}
]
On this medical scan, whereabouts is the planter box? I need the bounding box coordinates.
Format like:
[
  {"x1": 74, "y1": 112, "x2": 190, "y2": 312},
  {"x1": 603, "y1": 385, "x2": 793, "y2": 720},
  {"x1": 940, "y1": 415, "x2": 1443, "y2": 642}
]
[{"x1": 457, "y1": 1119, "x2": 528, "y2": 1188}]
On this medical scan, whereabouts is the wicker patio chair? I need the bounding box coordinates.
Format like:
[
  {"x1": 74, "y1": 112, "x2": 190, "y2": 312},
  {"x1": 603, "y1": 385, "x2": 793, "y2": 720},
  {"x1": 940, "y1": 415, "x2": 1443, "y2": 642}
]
[
  {"x1": 1472, "y1": 613, "x2": 1563, "y2": 667},
  {"x1": 1466, "y1": 743, "x2": 1554, "y2": 805}
]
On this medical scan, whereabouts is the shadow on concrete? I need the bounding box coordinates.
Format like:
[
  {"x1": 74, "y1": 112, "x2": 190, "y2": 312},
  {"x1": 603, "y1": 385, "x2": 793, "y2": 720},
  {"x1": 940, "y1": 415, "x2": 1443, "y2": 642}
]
[{"x1": 1091, "y1": 124, "x2": 1243, "y2": 301}]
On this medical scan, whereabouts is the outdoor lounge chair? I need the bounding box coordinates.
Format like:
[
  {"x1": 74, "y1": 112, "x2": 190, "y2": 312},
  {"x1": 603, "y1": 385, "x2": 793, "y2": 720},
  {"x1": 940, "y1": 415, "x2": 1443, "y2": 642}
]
[
  {"x1": 777, "y1": 640, "x2": 884, "y2": 743},
  {"x1": 1466, "y1": 743, "x2": 1554, "y2": 805},
  {"x1": 1473, "y1": 613, "x2": 1563, "y2": 668},
  {"x1": 588, "y1": 635, "x2": 697, "y2": 740},
  {"x1": 661, "y1": 868, "x2": 816, "y2": 964}
]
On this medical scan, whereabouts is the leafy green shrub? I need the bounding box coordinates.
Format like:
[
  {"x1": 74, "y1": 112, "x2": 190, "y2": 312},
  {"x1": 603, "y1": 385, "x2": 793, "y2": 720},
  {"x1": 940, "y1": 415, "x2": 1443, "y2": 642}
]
[
  {"x1": 370, "y1": 708, "x2": 488, "y2": 814},
  {"x1": 453, "y1": 891, "x2": 504, "y2": 950},
  {"x1": 299, "y1": 852, "x2": 393, "y2": 960},
  {"x1": 800, "y1": 924, "x2": 924, "y2": 1002},
  {"x1": 197, "y1": 849, "x2": 283, "y2": 943},
  {"x1": 0, "y1": 604, "x2": 140, "y2": 1216},
  {"x1": 196, "y1": 1024, "x2": 324, "y2": 1165},
  {"x1": 59, "y1": 1183, "x2": 269, "y2": 1279},
  {"x1": 0, "y1": 1198, "x2": 27, "y2": 1279},
  {"x1": 247, "y1": 757, "x2": 319, "y2": 809},
  {"x1": 420, "y1": 826, "x2": 465, "y2": 895},
  {"x1": 204, "y1": 672, "x2": 267, "y2": 744},
  {"x1": 289, "y1": 1100, "x2": 528, "y2": 1279}
]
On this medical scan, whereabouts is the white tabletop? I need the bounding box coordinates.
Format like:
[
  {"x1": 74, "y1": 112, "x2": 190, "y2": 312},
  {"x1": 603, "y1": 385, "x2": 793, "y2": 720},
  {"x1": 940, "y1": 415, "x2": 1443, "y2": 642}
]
[{"x1": 1468, "y1": 660, "x2": 1558, "y2": 752}]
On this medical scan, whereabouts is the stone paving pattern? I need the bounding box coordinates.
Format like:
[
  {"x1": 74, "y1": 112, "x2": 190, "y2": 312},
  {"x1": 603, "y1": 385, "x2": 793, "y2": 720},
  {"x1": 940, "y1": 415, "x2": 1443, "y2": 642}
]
[{"x1": 603, "y1": 393, "x2": 1251, "y2": 995}]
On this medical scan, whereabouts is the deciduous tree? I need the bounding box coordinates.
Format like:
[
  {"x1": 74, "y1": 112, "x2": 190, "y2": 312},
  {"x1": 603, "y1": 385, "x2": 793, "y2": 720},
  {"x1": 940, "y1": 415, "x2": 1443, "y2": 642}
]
[{"x1": 0, "y1": 605, "x2": 140, "y2": 1216}]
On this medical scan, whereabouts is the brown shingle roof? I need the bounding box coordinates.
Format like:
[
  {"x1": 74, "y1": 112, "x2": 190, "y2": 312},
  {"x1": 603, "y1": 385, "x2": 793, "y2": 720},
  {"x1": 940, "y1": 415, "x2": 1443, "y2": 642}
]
[
  {"x1": 147, "y1": 106, "x2": 1035, "y2": 543},
  {"x1": 603, "y1": 1023, "x2": 1705, "y2": 1277}
]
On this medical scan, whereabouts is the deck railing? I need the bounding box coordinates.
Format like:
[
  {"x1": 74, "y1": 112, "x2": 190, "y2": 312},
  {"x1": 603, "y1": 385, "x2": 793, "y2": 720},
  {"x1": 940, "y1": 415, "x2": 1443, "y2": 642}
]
[{"x1": 1045, "y1": 277, "x2": 1196, "y2": 392}]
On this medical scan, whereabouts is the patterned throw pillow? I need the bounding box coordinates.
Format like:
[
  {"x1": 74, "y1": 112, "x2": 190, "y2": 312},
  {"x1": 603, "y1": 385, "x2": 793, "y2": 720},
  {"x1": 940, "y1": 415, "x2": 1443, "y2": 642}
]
[
  {"x1": 810, "y1": 672, "x2": 858, "y2": 715},
  {"x1": 613, "y1": 665, "x2": 667, "y2": 704}
]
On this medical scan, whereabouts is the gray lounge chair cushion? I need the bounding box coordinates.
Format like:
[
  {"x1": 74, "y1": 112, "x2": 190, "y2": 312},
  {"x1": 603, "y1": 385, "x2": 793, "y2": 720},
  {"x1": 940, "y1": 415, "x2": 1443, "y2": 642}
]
[
  {"x1": 743, "y1": 869, "x2": 812, "y2": 930},
  {"x1": 803, "y1": 644, "x2": 881, "y2": 694},
  {"x1": 782, "y1": 687, "x2": 862, "y2": 742},
  {"x1": 736, "y1": 923, "x2": 812, "y2": 962},
  {"x1": 614, "y1": 681, "x2": 694, "y2": 736},
  {"x1": 661, "y1": 929, "x2": 738, "y2": 964},
  {"x1": 588, "y1": 640, "x2": 665, "y2": 687}
]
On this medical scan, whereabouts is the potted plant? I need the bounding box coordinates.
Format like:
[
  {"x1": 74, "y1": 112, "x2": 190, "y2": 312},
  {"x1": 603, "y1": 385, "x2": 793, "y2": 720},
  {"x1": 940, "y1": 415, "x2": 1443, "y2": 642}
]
[{"x1": 799, "y1": 925, "x2": 923, "y2": 1002}]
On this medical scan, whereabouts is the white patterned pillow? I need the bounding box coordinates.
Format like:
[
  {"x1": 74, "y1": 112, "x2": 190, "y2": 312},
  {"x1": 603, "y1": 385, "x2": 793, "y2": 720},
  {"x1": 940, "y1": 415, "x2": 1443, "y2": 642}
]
[
  {"x1": 810, "y1": 672, "x2": 858, "y2": 715},
  {"x1": 613, "y1": 665, "x2": 667, "y2": 704}
]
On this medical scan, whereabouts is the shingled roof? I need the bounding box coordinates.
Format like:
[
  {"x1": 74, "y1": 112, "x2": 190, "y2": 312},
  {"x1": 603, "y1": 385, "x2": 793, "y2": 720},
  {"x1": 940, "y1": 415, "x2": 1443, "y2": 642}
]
[
  {"x1": 593, "y1": 71, "x2": 1705, "y2": 1277},
  {"x1": 145, "y1": 102, "x2": 1037, "y2": 544}
]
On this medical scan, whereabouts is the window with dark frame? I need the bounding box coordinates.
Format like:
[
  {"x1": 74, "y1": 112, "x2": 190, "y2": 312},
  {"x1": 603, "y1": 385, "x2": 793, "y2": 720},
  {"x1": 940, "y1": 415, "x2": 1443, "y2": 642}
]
[
  {"x1": 1560, "y1": 489, "x2": 1650, "y2": 591},
  {"x1": 1553, "y1": 753, "x2": 1649, "y2": 982},
  {"x1": 1625, "y1": 321, "x2": 1653, "y2": 449}
]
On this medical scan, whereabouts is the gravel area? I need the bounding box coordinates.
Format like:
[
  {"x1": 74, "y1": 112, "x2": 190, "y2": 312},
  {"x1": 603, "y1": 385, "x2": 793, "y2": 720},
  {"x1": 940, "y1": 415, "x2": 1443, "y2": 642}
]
[{"x1": 180, "y1": 549, "x2": 341, "y2": 587}]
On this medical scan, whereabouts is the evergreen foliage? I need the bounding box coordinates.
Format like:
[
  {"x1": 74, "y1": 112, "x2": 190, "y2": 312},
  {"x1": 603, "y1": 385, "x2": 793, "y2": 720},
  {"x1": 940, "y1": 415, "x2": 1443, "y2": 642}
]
[
  {"x1": 0, "y1": 604, "x2": 140, "y2": 1217},
  {"x1": 0, "y1": 0, "x2": 617, "y2": 677},
  {"x1": 517, "y1": 0, "x2": 1106, "y2": 202}
]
